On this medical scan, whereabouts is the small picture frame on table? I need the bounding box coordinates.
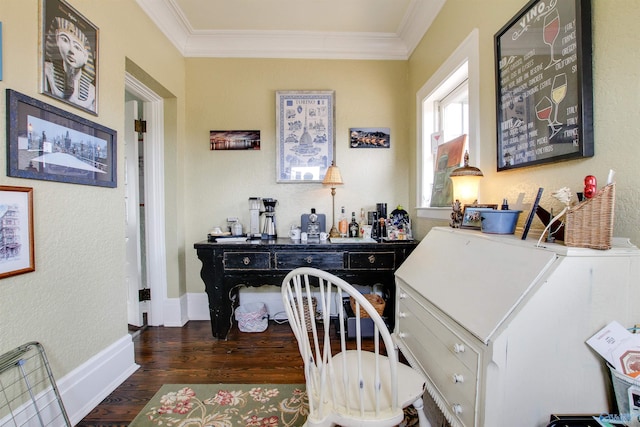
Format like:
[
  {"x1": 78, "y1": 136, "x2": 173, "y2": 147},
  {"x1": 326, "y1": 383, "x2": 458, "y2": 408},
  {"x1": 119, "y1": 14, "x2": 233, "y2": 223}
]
[{"x1": 461, "y1": 205, "x2": 498, "y2": 230}]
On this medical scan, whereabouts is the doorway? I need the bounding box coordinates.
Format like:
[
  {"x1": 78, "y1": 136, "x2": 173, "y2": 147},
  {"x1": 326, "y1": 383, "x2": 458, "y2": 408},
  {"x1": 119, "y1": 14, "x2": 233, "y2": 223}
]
[{"x1": 124, "y1": 73, "x2": 167, "y2": 327}]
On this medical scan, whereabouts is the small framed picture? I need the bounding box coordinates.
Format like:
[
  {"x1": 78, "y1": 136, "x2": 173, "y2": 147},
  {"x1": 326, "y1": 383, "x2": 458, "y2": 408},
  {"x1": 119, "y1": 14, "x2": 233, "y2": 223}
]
[
  {"x1": 210, "y1": 130, "x2": 260, "y2": 150},
  {"x1": 461, "y1": 205, "x2": 498, "y2": 230},
  {"x1": 349, "y1": 127, "x2": 390, "y2": 148},
  {"x1": 0, "y1": 186, "x2": 35, "y2": 279}
]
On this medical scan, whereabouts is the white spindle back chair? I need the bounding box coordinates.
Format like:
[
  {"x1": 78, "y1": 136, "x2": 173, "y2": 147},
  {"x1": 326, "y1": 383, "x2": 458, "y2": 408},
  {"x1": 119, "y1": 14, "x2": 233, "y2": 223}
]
[{"x1": 281, "y1": 267, "x2": 430, "y2": 427}]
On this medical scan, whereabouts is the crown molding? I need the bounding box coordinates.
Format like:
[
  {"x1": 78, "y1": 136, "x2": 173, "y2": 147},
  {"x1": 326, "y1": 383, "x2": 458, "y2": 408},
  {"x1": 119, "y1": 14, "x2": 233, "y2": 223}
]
[{"x1": 136, "y1": 0, "x2": 446, "y2": 60}]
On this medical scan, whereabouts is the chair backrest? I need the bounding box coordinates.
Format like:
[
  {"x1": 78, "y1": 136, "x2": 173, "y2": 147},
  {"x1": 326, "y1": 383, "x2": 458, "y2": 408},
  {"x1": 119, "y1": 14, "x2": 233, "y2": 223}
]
[{"x1": 281, "y1": 267, "x2": 401, "y2": 426}]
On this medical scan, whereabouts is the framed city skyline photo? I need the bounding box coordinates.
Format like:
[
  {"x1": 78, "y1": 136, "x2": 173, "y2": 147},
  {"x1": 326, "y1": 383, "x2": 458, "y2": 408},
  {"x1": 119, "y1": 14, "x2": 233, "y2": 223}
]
[
  {"x1": 41, "y1": 0, "x2": 99, "y2": 115},
  {"x1": 210, "y1": 130, "x2": 260, "y2": 150},
  {"x1": 0, "y1": 186, "x2": 35, "y2": 279},
  {"x1": 6, "y1": 89, "x2": 117, "y2": 188},
  {"x1": 495, "y1": 0, "x2": 593, "y2": 171}
]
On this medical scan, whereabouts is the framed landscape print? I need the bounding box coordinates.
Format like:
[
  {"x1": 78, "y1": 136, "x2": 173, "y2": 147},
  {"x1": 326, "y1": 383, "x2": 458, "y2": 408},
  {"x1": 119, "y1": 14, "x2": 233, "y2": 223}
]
[
  {"x1": 210, "y1": 130, "x2": 260, "y2": 150},
  {"x1": 41, "y1": 0, "x2": 99, "y2": 115},
  {"x1": 276, "y1": 90, "x2": 335, "y2": 183},
  {"x1": 6, "y1": 89, "x2": 116, "y2": 188},
  {"x1": 494, "y1": 0, "x2": 593, "y2": 171}
]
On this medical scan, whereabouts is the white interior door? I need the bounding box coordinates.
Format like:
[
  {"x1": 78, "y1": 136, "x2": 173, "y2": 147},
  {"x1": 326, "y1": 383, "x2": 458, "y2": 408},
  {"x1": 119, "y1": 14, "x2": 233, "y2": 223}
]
[
  {"x1": 125, "y1": 73, "x2": 167, "y2": 327},
  {"x1": 125, "y1": 100, "x2": 145, "y2": 326}
]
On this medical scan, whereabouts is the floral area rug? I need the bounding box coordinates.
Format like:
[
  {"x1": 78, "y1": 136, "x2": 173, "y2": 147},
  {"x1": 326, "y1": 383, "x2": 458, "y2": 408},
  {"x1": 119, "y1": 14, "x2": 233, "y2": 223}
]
[{"x1": 129, "y1": 384, "x2": 419, "y2": 427}]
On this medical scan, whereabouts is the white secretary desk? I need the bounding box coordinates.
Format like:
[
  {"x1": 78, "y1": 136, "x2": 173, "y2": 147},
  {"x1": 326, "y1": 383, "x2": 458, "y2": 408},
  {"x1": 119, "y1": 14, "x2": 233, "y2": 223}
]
[{"x1": 394, "y1": 227, "x2": 640, "y2": 426}]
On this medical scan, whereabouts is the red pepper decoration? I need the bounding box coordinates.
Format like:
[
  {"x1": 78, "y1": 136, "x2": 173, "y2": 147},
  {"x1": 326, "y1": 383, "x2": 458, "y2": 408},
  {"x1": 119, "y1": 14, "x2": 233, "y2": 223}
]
[{"x1": 584, "y1": 175, "x2": 597, "y2": 199}]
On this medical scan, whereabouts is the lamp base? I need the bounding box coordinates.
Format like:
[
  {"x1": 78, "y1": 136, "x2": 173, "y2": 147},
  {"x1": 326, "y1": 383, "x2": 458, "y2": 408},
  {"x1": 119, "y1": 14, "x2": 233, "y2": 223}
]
[{"x1": 329, "y1": 225, "x2": 341, "y2": 238}]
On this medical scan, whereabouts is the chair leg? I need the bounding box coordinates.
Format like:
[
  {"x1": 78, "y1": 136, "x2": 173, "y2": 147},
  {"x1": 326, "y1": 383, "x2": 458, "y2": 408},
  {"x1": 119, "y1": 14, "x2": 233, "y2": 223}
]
[{"x1": 412, "y1": 396, "x2": 432, "y2": 427}]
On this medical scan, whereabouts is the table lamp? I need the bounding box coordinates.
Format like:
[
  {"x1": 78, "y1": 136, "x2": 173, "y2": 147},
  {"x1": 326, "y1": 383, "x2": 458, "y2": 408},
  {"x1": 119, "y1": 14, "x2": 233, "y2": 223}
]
[
  {"x1": 450, "y1": 151, "x2": 483, "y2": 227},
  {"x1": 322, "y1": 162, "x2": 344, "y2": 237}
]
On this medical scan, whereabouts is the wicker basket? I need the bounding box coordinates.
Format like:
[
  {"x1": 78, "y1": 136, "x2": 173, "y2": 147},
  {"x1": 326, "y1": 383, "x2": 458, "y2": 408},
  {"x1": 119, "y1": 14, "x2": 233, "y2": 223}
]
[
  {"x1": 564, "y1": 183, "x2": 615, "y2": 250},
  {"x1": 294, "y1": 297, "x2": 317, "y2": 331},
  {"x1": 350, "y1": 294, "x2": 385, "y2": 319}
]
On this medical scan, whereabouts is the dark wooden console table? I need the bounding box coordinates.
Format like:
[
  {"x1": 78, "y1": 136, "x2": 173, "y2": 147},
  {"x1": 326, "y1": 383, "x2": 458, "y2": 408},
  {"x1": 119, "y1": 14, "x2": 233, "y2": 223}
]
[{"x1": 194, "y1": 238, "x2": 418, "y2": 339}]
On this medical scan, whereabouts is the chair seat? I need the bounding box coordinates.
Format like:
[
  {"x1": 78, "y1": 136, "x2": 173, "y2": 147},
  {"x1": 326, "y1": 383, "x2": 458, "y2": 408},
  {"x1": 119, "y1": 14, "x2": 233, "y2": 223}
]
[
  {"x1": 307, "y1": 351, "x2": 426, "y2": 426},
  {"x1": 331, "y1": 351, "x2": 427, "y2": 409}
]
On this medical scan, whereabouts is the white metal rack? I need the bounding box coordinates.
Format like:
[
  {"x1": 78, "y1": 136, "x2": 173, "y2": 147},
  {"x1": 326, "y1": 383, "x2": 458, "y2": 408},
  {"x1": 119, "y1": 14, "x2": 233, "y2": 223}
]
[{"x1": 0, "y1": 342, "x2": 70, "y2": 427}]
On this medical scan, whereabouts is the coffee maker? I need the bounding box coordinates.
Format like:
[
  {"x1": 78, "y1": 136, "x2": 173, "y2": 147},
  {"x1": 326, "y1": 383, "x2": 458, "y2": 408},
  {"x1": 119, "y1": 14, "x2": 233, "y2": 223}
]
[
  {"x1": 248, "y1": 197, "x2": 262, "y2": 238},
  {"x1": 261, "y1": 198, "x2": 278, "y2": 239}
]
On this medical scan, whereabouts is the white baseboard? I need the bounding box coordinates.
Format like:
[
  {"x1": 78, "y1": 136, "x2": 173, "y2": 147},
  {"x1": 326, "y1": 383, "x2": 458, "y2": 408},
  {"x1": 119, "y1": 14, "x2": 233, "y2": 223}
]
[
  {"x1": 57, "y1": 334, "x2": 139, "y2": 425},
  {"x1": 163, "y1": 294, "x2": 189, "y2": 326},
  {"x1": 187, "y1": 292, "x2": 211, "y2": 320}
]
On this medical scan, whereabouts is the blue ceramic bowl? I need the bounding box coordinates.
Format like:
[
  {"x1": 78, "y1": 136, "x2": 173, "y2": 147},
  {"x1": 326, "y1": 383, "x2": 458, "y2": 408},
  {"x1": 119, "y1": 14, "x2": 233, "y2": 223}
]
[{"x1": 480, "y1": 210, "x2": 522, "y2": 234}]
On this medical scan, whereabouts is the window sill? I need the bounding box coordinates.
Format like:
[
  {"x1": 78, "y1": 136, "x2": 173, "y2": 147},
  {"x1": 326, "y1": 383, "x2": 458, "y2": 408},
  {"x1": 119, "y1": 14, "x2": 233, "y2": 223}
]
[{"x1": 416, "y1": 207, "x2": 451, "y2": 220}]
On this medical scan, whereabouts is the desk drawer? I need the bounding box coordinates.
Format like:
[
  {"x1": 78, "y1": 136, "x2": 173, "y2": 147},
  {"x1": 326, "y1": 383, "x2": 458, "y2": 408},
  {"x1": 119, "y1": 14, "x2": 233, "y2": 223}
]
[
  {"x1": 348, "y1": 252, "x2": 395, "y2": 270},
  {"x1": 275, "y1": 251, "x2": 344, "y2": 270},
  {"x1": 396, "y1": 284, "x2": 480, "y2": 427},
  {"x1": 224, "y1": 252, "x2": 271, "y2": 270}
]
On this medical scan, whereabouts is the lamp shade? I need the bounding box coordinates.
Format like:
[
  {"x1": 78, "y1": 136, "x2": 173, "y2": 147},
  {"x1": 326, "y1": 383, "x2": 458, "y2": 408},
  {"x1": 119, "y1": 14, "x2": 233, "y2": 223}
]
[
  {"x1": 322, "y1": 163, "x2": 344, "y2": 186},
  {"x1": 450, "y1": 151, "x2": 483, "y2": 205}
]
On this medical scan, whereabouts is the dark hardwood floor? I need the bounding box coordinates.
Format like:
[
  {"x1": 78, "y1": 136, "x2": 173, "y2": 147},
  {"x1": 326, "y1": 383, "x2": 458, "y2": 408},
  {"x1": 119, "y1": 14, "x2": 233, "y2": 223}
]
[{"x1": 77, "y1": 320, "x2": 307, "y2": 426}]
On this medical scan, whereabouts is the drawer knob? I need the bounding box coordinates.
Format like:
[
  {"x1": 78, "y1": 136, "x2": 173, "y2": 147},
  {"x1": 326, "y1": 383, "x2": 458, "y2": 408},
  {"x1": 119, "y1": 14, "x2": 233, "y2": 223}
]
[
  {"x1": 452, "y1": 374, "x2": 464, "y2": 384},
  {"x1": 368, "y1": 255, "x2": 376, "y2": 264},
  {"x1": 304, "y1": 256, "x2": 313, "y2": 264},
  {"x1": 399, "y1": 312, "x2": 407, "y2": 318},
  {"x1": 399, "y1": 292, "x2": 407, "y2": 299},
  {"x1": 398, "y1": 332, "x2": 407, "y2": 338},
  {"x1": 452, "y1": 404, "x2": 463, "y2": 415},
  {"x1": 453, "y1": 343, "x2": 465, "y2": 353},
  {"x1": 242, "y1": 257, "x2": 251, "y2": 265}
]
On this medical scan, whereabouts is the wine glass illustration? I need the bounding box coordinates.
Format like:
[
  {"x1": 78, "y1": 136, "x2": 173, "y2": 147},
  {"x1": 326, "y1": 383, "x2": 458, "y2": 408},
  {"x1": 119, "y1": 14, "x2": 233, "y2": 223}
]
[
  {"x1": 536, "y1": 96, "x2": 558, "y2": 138},
  {"x1": 551, "y1": 73, "x2": 567, "y2": 127},
  {"x1": 543, "y1": 8, "x2": 561, "y2": 69},
  {"x1": 535, "y1": 96, "x2": 553, "y2": 123}
]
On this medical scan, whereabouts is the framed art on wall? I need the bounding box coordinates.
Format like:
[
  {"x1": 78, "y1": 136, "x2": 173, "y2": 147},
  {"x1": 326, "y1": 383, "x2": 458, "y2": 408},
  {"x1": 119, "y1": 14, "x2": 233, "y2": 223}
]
[
  {"x1": 0, "y1": 186, "x2": 35, "y2": 279},
  {"x1": 41, "y1": 0, "x2": 99, "y2": 115},
  {"x1": 6, "y1": 89, "x2": 117, "y2": 188},
  {"x1": 349, "y1": 128, "x2": 390, "y2": 148},
  {"x1": 495, "y1": 0, "x2": 593, "y2": 171},
  {"x1": 210, "y1": 130, "x2": 260, "y2": 150},
  {"x1": 276, "y1": 90, "x2": 335, "y2": 183}
]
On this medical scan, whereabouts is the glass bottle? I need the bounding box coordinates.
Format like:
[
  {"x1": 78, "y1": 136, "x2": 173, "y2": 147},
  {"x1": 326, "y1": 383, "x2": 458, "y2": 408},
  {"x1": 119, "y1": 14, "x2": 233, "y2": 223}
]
[
  {"x1": 371, "y1": 212, "x2": 378, "y2": 241},
  {"x1": 349, "y1": 212, "x2": 359, "y2": 238},
  {"x1": 359, "y1": 208, "x2": 367, "y2": 237},
  {"x1": 338, "y1": 206, "x2": 348, "y2": 237}
]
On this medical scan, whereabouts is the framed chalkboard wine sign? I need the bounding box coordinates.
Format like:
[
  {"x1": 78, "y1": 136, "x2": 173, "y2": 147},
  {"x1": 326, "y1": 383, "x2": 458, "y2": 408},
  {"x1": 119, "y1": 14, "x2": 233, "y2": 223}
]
[{"x1": 494, "y1": 0, "x2": 593, "y2": 171}]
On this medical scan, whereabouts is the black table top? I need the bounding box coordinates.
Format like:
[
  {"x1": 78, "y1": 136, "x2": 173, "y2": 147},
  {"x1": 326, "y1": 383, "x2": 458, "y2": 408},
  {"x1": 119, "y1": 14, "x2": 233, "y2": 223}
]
[{"x1": 194, "y1": 237, "x2": 418, "y2": 249}]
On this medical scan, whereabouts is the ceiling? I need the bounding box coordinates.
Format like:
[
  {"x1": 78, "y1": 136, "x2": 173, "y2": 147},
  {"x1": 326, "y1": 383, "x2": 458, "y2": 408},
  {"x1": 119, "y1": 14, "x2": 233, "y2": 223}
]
[{"x1": 136, "y1": 0, "x2": 446, "y2": 60}]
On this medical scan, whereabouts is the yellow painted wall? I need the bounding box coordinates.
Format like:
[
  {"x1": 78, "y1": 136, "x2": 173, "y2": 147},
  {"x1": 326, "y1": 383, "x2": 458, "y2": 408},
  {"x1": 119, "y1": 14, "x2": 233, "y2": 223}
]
[
  {"x1": 183, "y1": 58, "x2": 410, "y2": 293},
  {"x1": 0, "y1": 0, "x2": 185, "y2": 377},
  {"x1": 408, "y1": 0, "x2": 640, "y2": 246},
  {"x1": 0, "y1": 0, "x2": 638, "y2": 411}
]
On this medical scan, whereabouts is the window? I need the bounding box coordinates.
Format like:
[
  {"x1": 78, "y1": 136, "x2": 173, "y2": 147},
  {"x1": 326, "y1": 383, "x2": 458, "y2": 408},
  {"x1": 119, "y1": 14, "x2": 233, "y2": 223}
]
[{"x1": 416, "y1": 30, "x2": 480, "y2": 218}]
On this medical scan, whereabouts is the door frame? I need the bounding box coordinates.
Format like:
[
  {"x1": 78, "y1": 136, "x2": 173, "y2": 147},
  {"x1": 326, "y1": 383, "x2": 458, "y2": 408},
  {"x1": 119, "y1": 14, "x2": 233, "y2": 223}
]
[{"x1": 125, "y1": 73, "x2": 167, "y2": 326}]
